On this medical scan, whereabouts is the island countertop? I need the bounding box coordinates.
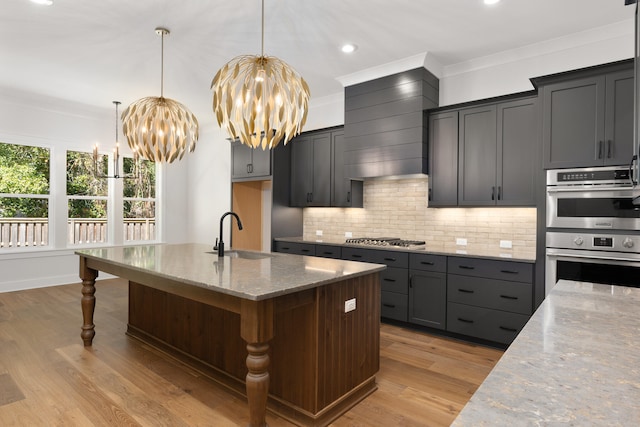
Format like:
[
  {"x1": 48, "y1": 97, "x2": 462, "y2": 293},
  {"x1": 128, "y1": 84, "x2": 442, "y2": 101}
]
[
  {"x1": 76, "y1": 243, "x2": 386, "y2": 301},
  {"x1": 452, "y1": 279, "x2": 640, "y2": 426}
]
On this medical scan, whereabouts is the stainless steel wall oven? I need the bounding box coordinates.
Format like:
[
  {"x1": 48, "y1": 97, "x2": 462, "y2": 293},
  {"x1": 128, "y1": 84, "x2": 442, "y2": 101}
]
[{"x1": 546, "y1": 167, "x2": 640, "y2": 295}]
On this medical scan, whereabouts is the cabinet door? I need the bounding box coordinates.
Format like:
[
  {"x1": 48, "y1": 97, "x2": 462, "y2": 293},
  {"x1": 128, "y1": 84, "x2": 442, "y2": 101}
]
[
  {"x1": 310, "y1": 132, "x2": 331, "y2": 206},
  {"x1": 458, "y1": 105, "x2": 497, "y2": 205},
  {"x1": 497, "y1": 98, "x2": 537, "y2": 206},
  {"x1": 408, "y1": 270, "x2": 446, "y2": 329},
  {"x1": 428, "y1": 111, "x2": 458, "y2": 207},
  {"x1": 542, "y1": 76, "x2": 606, "y2": 168},
  {"x1": 332, "y1": 130, "x2": 363, "y2": 207},
  {"x1": 250, "y1": 146, "x2": 272, "y2": 177},
  {"x1": 604, "y1": 69, "x2": 634, "y2": 166},
  {"x1": 290, "y1": 135, "x2": 313, "y2": 206},
  {"x1": 231, "y1": 141, "x2": 252, "y2": 179}
]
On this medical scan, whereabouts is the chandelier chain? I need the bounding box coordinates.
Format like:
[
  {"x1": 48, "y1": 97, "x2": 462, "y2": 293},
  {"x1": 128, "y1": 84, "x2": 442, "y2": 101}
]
[{"x1": 261, "y1": 0, "x2": 265, "y2": 57}]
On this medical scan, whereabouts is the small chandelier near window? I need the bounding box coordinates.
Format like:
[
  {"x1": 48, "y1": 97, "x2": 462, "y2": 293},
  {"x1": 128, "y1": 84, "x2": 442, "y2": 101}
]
[
  {"x1": 122, "y1": 27, "x2": 199, "y2": 163},
  {"x1": 93, "y1": 101, "x2": 140, "y2": 180},
  {"x1": 211, "y1": 0, "x2": 310, "y2": 150}
]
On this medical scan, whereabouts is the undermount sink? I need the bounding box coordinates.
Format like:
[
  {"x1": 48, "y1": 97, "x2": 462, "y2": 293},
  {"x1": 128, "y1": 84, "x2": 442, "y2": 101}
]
[{"x1": 205, "y1": 250, "x2": 275, "y2": 260}]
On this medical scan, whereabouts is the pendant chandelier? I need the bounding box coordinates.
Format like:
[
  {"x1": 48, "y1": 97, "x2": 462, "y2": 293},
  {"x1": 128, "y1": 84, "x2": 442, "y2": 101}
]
[
  {"x1": 122, "y1": 27, "x2": 199, "y2": 163},
  {"x1": 211, "y1": 0, "x2": 310, "y2": 150},
  {"x1": 93, "y1": 101, "x2": 140, "y2": 179}
]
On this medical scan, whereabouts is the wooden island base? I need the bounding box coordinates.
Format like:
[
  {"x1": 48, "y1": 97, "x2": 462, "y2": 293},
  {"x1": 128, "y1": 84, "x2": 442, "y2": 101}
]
[{"x1": 126, "y1": 273, "x2": 380, "y2": 427}]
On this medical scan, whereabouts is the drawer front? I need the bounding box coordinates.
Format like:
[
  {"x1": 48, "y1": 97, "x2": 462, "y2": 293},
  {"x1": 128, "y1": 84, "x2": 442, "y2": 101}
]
[
  {"x1": 447, "y1": 302, "x2": 530, "y2": 345},
  {"x1": 447, "y1": 257, "x2": 533, "y2": 283},
  {"x1": 380, "y1": 267, "x2": 409, "y2": 294},
  {"x1": 448, "y1": 275, "x2": 532, "y2": 315},
  {"x1": 409, "y1": 253, "x2": 447, "y2": 273},
  {"x1": 342, "y1": 247, "x2": 376, "y2": 263},
  {"x1": 381, "y1": 291, "x2": 408, "y2": 322},
  {"x1": 315, "y1": 245, "x2": 342, "y2": 259},
  {"x1": 273, "y1": 241, "x2": 316, "y2": 256}
]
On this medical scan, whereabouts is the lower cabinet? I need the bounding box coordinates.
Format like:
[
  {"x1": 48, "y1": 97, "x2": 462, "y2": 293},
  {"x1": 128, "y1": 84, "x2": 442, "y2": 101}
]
[
  {"x1": 445, "y1": 256, "x2": 533, "y2": 344},
  {"x1": 275, "y1": 239, "x2": 535, "y2": 345},
  {"x1": 408, "y1": 253, "x2": 447, "y2": 329}
]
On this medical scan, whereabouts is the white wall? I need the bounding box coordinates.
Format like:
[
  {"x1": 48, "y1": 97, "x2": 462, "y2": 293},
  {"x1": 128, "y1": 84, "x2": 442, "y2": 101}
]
[{"x1": 0, "y1": 87, "x2": 190, "y2": 292}]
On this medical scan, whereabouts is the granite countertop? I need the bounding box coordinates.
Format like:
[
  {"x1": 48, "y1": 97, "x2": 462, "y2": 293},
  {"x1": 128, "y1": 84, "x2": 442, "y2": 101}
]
[
  {"x1": 274, "y1": 236, "x2": 536, "y2": 263},
  {"x1": 452, "y1": 279, "x2": 640, "y2": 426},
  {"x1": 76, "y1": 243, "x2": 385, "y2": 301}
]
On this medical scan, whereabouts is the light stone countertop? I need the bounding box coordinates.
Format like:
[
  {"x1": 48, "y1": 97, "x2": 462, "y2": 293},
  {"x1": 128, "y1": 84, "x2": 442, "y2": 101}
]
[
  {"x1": 452, "y1": 279, "x2": 640, "y2": 426},
  {"x1": 76, "y1": 243, "x2": 385, "y2": 301},
  {"x1": 274, "y1": 236, "x2": 536, "y2": 262}
]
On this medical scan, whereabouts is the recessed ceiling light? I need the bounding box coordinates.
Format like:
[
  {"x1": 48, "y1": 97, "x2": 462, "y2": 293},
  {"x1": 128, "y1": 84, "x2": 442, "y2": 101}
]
[
  {"x1": 30, "y1": 0, "x2": 53, "y2": 5},
  {"x1": 484, "y1": 0, "x2": 501, "y2": 4},
  {"x1": 341, "y1": 44, "x2": 357, "y2": 54}
]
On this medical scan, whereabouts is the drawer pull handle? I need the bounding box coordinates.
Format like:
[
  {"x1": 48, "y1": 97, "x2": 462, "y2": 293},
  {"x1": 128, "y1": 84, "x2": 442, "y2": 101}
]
[
  {"x1": 301, "y1": 249, "x2": 310, "y2": 253},
  {"x1": 458, "y1": 265, "x2": 474, "y2": 270},
  {"x1": 500, "y1": 294, "x2": 518, "y2": 300},
  {"x1": 420, "y1": 261, "x2": 435, "y2": 265},
  {"x1": 352, "y1": 254, "x2": 363, "y2": 258},
  {"x1": 457, "y1": 317, "x2": 474, "y2": 324},
  {"x1": 383, "y1": 303, "x2": 396, "y2": 308},
  {"x1": 499, "y1": 326, "x2": 518, "y2": 332},
  {"x1": 500, "y1": 270, "x2": 519, "y2": 274},
  {"x1": 322, "y1": 251, "x2": 333, "y2": 255},
  {"x1": 384, "y1": 257, "x2": 396, "y2": 262},
  {"x1": 458, "y1": 289, "x2": 474, "y2": 294},
  {"x1": 282, "y1": 247, "x2": 290, "y2": 250},
  {"x1": 383, "y1": 278, "x2": 396, "y2": 282}
]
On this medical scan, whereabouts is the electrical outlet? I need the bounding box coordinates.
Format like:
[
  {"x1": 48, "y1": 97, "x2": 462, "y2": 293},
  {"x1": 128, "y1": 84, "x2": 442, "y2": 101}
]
[
  {"x1": 344, "y1": 298, "x2": 356, "y2": 313},
  {"x1": 500, "y1": 240, "x2": 513, "y2": 249},
  {"x1": 456, "y1": 238, "x2": 467, "y2": 246},
  {"x1": 316, "y1": 230, "x2": 323, "y2": 236},
  {"x1": 345, "y1": 231, "x2": 353, "y2": 238}
]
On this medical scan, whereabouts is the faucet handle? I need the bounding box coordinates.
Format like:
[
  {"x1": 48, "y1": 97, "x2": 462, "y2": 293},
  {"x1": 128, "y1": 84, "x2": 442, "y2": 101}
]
[{"x1": 213, "y1": 238, "x2": 219, "y2": 251}]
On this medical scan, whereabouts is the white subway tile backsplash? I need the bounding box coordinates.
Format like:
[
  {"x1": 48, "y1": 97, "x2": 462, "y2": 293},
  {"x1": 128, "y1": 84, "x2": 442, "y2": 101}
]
[{"x1": 303, "y1": 178, "x2": 536, "y2": 249}]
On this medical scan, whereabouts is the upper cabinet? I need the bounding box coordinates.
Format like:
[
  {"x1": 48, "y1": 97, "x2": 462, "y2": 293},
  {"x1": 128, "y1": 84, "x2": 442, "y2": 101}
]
[
  {"x1": 289, "y1": 127, "x2": 363, "y2": 208},
  {"x1": 428, "y1": 94, "x2": 538, "y2": 207},
  {"x1": 538, "y1": 62, "x2": 633, "y2": 169},
  {"x1": 343, "y1": 68, "x2": 439, "y2": 178},
  {"x1": 231, "y1": 140, "x2": 272, "y2": 181},
  {"x1": 428, "y1": 111, "x2": 458, "y2": 207}
]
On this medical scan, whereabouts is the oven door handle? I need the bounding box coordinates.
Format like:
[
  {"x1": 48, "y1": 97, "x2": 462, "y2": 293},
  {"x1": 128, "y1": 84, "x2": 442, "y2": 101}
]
[
  {"x1": 546, "y1": 186, "x2": 633, "y2": 193},
  {"x1": 546, "y1": 249, "x2": 640, "y2": 264}
]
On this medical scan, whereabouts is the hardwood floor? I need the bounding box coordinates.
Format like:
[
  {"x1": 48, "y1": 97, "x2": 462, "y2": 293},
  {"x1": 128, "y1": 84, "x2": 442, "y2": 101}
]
[{"x1": 0, "y1": 279, "x2": 503, "y2": 426}]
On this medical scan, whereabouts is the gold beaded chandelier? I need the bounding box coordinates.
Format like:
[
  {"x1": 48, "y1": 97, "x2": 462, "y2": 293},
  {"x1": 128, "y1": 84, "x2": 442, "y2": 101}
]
[
  {"x1": 211, "y1": 0, "x2": 310, "y2": 150},
  {"x1": 122, "y1": 28, "x2": 200, "y2": 163}
]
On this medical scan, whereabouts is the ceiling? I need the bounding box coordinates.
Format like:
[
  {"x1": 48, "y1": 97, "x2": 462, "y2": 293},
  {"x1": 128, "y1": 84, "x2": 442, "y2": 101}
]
[{"x1": 1, "y1": 0, "x2": 636, "y2": 124}]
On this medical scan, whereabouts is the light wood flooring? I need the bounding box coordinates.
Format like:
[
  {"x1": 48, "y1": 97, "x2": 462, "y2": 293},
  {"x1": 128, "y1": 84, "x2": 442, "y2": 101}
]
[{"x1": 0, "y1": 279, "x2": 503, "y2": 426}]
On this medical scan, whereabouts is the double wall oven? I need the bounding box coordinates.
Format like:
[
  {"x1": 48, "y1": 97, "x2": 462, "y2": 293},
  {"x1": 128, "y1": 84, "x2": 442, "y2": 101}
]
[{"x1": 545, "y1": 166, "x2": 640, "y2": 294}]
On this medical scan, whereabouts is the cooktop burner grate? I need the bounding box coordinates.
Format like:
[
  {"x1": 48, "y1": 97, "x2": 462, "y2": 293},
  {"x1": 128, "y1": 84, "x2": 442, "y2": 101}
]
[{"x1": 346, "y1": 237, "x2": 426, "y2": 247}]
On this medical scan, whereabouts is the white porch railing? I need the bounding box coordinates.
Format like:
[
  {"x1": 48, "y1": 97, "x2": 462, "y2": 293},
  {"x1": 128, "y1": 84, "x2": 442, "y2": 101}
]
[{"x1": 0, "y1": 218, "x2": 156, "y2": 248}]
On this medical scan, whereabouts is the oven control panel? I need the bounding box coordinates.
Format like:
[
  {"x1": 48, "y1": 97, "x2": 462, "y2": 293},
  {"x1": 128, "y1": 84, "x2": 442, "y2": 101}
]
[
  {"x1": 547, "y1": 231, "x2": 640, "y2": 254},
  {"x1": 547, "y1": 166, "x2": 633, "y2": 186}
]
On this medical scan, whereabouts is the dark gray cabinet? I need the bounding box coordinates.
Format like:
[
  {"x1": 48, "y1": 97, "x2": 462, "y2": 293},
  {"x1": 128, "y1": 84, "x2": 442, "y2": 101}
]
[
  {"x1": 428, "y1": 111, "x2": 458, "y2": 207},
  {"x1": 332, "y1": 131, "x2": 363, "y2": 207},
  {"x1": 290, "y1": 132, "x2": 331, "y2": 206},
  {"x1": 458, "y1": 97, "x2": 537, "y2": 206},
  {"x1": 273, "y1": 241, "x2": 315, "y2": 256},
  {"x1": 290, "y1": 127, "x2": 363, "y2": 208},
  {"x1": 342, "y1": 246, "x2": 409, "y2": 322},
  {"x1": 231, "y1": 140, "x2": 271, "y2": 180},
  {"x1": 542, "y1": 68, "x2": 633, "y2": 168},
  {"x1": 408, "y1": 254, "x2": 447, "y2": 329},
  {"x1": 446, "y1": 256, "x2": 533, "y2": 345}
]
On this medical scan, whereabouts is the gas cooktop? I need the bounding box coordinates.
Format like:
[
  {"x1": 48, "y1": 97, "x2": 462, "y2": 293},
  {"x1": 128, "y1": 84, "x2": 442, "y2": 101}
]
[{"x1": 345, "y1": 237, "x2": 426, "y2": 248}]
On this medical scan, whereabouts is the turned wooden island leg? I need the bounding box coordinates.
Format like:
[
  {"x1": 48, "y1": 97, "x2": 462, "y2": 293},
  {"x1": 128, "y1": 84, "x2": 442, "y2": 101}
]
[
  {"x1": 241, "y1": 299, "x2": 274, "y2": 427},
  {"x1": 79, "y1": 256, "x2": 98, "y2": 347}
]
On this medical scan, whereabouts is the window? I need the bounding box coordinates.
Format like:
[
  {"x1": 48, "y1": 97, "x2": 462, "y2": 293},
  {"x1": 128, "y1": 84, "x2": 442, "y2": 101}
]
[
  {"x1": 123, "y1": 157, "x2": 156, "y2": 241},
  {"x1": 66, "y1": 150, "x2": 108, "y2": 245},
  {"x1": 0, "y1": 142, "x2": 50, "y2": 249}
]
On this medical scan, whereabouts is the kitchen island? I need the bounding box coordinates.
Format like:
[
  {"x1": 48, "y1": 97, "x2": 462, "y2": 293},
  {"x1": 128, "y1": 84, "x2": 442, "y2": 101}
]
[
  {"x1": 452, "y1": 279, "x2": 640, "y2": 425},
  {"x1": 76, "y1": 244, "x2": 385, "y2": 427}
]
